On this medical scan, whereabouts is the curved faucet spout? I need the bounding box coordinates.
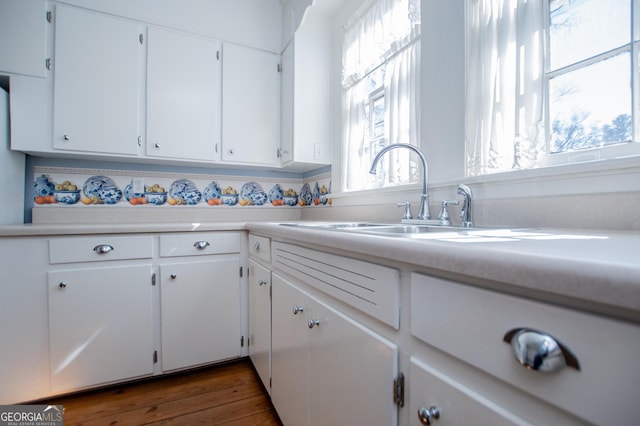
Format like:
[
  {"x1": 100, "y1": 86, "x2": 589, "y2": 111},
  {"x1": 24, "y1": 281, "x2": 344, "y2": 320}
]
[{"x1": 369, "y1": 143, "x2": 431, "y2": 220}]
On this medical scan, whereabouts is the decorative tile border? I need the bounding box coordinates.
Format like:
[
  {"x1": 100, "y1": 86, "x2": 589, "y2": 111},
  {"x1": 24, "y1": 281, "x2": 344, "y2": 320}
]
[{"x1": 32, "y1": 167, "x2": 331, "y2": 210}]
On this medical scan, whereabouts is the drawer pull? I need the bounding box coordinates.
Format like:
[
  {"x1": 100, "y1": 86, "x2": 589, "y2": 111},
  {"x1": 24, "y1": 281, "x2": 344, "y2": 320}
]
[
  {"x1": 292, "y1": 305, "x2": 304, "y2": 315},
  {"x1": 308, "y1": 318, "x2": 320, "y2": 329},
  {"x1": 418, "y1": 406, "x2": 440, "y2": 425},
  {"x1": 503, "y1": 328, "x2": 580, "y2": 372},
  {"x1": 193, "y1": 241, "x2": 210, "y2": 250},
  {"x1": 253, "y1": 242, "x2": 261, "y2": 252},
  {"x1": 93, "y1": 244, "x2": 114, "y2": 254},
  {"x1": 259, "y1": 280, "x2": 269, "y2": 286}
]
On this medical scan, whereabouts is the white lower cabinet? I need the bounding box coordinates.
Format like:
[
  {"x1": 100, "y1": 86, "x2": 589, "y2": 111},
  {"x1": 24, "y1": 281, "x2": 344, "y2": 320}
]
[
  {"x1": 271, "y1": 273, "x2": 399, "y2": 426},
  {"x1": 48, "y1": 264, "x2": 154, "y2": 393},
  {"x1": 409, "y1": 357, "x2": 530, "y2": 426},
  {"x1": 159, "y1": 257, "x2": 241, "y2": 371},
  {"x1": 248, "y1": 259, "x2": 272, "y2": 393}
]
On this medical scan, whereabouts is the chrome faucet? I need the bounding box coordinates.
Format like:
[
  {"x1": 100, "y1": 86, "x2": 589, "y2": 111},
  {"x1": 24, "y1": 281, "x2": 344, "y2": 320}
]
[
  {"x1": 457, "y1": 184, "x2": 473, "y2": 228},
  {"x1": 369, "y1": 143, "x2": 431, "y2": 221}
]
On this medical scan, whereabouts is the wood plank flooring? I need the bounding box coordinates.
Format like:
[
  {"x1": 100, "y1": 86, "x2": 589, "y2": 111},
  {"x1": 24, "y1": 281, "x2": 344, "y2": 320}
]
[{"x1": 38, "y1": 359, "x2": 282, "y2": 426}]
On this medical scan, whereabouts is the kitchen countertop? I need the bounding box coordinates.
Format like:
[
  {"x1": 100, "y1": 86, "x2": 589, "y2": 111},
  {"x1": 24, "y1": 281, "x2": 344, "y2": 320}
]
[
  {"x1": 1, "y1": 220, "x2": 638, "y2": 323},
  {"x1": 247, "y1": 222, "x2": 640, "y2": 324}
]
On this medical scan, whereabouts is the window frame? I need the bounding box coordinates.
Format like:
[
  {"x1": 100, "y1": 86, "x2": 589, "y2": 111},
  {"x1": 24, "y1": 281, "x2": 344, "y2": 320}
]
[{"x1": 539, "y1": 0, "x2": 640, "y2": 167}]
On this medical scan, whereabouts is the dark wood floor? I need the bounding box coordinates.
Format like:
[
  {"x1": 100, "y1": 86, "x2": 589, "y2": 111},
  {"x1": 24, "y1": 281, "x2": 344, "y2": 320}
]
[{"x1": 39, "y1": 359, "x2": 282, "y2": 425}]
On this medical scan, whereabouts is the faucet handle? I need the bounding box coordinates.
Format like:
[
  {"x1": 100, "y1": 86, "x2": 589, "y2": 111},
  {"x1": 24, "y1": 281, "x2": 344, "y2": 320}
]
[
  {"x1": 396, "y1": 202, "x2": 413, "y2": 220},
  {"x1": 438, "y1": 200, "x2": 459, "y2": 226}
]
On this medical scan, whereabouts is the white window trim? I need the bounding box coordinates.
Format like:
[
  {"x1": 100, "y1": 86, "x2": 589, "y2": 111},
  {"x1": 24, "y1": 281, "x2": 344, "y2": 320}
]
[{"x1": 330, "y1": 0, "x2": 640, "y2": 209}]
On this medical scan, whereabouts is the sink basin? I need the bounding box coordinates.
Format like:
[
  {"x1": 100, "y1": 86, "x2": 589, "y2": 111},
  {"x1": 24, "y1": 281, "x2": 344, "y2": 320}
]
[{"x1": 279, "y1": 222, "x2": 468, "y2": 236}]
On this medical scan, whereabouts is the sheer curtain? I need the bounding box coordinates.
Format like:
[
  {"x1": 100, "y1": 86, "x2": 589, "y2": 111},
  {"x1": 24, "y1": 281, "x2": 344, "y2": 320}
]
[
  {"x1": 342, "y1": 0, "x2": 421, "y2": 191},
  {"x1": 465, "y1": 0, "x2": 546, "y2": 176}
]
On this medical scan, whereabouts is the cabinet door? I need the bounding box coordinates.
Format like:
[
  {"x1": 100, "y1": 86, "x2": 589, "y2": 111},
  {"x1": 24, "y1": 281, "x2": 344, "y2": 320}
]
[
  {"x1": 248, "y1": 260, "x2": 271, "y2": 393},
  {"x1": 221, "y1": 44, "x2": 280, "y2": 165},
  {"x1": 160, "y1": 258, "x2": 241, "y2": 371},
  {"x1": 0, "y1": 237, "x2": 50, "y2": 404},
  {"x1": 271, "y1": 274, "x2": 309, "y2": 426},
  {"x1": 52, "y1": 5, "x2": 140, "y2": 155},
  {"x1": 146, "y1": 27, "x2": 221, "y2": 161},
  {"x1": 279, "y1": 41, "x2": 294, "y2": 165},
  {"x1": 48, "y1": 264, "x2": 153, "y2": 393},
  {"x1": 0, "y1": 0, "x2": 46, "y2": 77},
  {"x1": 409, "y1": 357, "x2": 530, "y2": 426},
  {"x1": 308, "y1": 297, "x2": 398, "y2": 426}
]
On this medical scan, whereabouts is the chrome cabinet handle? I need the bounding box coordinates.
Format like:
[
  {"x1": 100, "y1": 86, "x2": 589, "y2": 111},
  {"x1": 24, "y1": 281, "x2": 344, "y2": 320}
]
[
  {"x1": 418, "y1": 406, "x2": 440, "y2": 425},
  {"x1": 253, "y1": 242, "x2": 261, "y2": 252},
  {"x1": 292, "y1": 305, "x2": 304, "y2": 315},
  {"x1": 258, "y1": 280, "x2": 269, "y2": 286},
  {"x1": 58, "y1": 282, "x2": 67, "y2": 289},
  {"x1": 503, "y1": 328, "x2": 580, "y2": 372},
  {"x1": 63, "y1": 134, "x2": 70, "y2": 141},
  {"x1": 308, "y1": 318, "x2": 320, "y2": 329},
  {"x1": 170, "y1": 274, "x2": 177, "y2": 279},
  {"x1": 193, "y1": 241, "x2": 210, "y2": 250},
  {"x1": 155, "y1": 143, "x2": 161, "y2": 148},
  {"x1": 93, "y1": 244, "x2": 114, "y2": 254}
]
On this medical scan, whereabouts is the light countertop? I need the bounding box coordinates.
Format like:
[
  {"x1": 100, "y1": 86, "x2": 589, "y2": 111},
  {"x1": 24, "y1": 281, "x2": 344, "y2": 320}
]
[
  {"x1": 1, "y1": 220, "x2": 638, "y2": 323},
  {"x1": 247, "y1": 222, "x2": 640, "y2": 324}
]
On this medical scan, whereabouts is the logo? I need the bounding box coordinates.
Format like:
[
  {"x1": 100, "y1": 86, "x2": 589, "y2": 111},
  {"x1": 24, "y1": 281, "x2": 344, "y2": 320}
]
[{"x1": 0, "y1": 405, "x2": 63, "y2": 426}]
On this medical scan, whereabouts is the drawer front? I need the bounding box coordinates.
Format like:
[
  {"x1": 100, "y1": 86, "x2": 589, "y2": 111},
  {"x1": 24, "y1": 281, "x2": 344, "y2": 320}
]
[
  {"x1": 160, "y1": 232, "x2": 241, "y2": 257},
  {"x1": 49, "y1": 235, "x2": 153, "y2": 264},
  {"x1": 249, "y1": 234, "x2": 271, "y2": 263},
  {"x1": 410, "y1": 273, "x2": 640, "y2": 426}
]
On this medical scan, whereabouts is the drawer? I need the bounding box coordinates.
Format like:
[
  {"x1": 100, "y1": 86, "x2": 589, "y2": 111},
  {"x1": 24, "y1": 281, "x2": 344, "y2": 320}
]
[
  {"x1": 249, "y1": 234, "x2": 271, "y2": 263},
  {"x1": 410, "y1": 273, "x2": 640, "y2": 426},
  {"x1": 159, "y1": 232, "x2": 241, "y2": 257},
  {"x1": 49, "y1": 235, "x2": 153, "y2": 264}
]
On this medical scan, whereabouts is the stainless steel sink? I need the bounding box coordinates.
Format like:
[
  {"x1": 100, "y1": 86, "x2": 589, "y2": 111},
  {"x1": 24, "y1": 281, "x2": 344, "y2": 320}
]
[{"x1": 279, "y1": 222, "x2": 468, "y2": 235}]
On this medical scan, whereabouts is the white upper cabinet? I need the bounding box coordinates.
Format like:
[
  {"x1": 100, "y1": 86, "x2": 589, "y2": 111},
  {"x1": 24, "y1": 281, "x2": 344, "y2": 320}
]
[
  {"x1": 0, "y1": 0, "x2": 47, "y2": 77},
  {"x1": 146, "y1": 27, "x2": 222, "y2": 162},
  {"x1": 221, "y1": 43, "x2": 280, "y2": 166},
  {"x1": 52, "y1": 5, "x2": 141, "y2": 155},
  {"x1": 279, "y1": 4, "x2": 332, "y2": 169}
]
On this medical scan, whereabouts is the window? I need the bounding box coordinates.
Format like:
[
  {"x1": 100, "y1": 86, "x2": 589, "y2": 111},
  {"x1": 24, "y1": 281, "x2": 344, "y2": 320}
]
[
  {"x1": 342, "y1": 0, "x2": 421, "y2": 192},
  {"x1": 465, "y1": 0, "x2": 640, "y2": 176}
]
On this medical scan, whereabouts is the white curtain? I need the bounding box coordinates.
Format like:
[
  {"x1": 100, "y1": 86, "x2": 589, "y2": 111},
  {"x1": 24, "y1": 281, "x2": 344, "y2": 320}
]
[
  {"x1": 384, "y1": 41, "x2": 420, "y2": 184},
  {"x1": 465, "y1": 0, "x2": 546, "y2": 176},
  {"x1": 342, "y1": 0, "x2": 421, "y2": 191}
]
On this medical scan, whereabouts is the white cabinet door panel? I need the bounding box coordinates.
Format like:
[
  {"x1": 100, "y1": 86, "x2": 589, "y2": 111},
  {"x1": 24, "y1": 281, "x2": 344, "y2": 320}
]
[
  {"x1": 248, "y1": 260, "x2": 271, "y2": 393},
  {"x1": 53, "y1": 5, "x2": 140, "y2": 155},
  {"x1": 146, "y1": 27, "x2": 221, "y2": 161},
  {"x1": 48, "y1": 264, "x2": 153, "y2": 393},
  {"x1": 308, "y1": 297, "x2": 398, "y2": 426},
  {"x1": 271, "y1": 274, "x2": 309, "y2": 426},
  {"x1": 410, "y1": 357, "x2": 531, "y2": 426},
  {"x1": 222, "y1": 44, "x2": 280, "y2": 165},
  {"x1": 0, "y1": 0, "x2": 46, "y2": 77},
  {"x1": 160, "y1": 258, "x2": 241, "y2": 371}
]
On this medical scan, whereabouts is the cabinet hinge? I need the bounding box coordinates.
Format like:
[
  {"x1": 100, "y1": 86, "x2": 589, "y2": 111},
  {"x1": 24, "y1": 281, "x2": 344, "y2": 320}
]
[
  {"x1": 139, "y1": 33, "x2": 144, "y2": 44},
  {"x1": 277, "y1": 63, "x2": 282, "y2": 73},
  {"x1": 240, "y1": 336, "x2": 245, "y2": 347},
  {"x1": 216, "y1": 51, "x2": 220, "y2": 61},
  {"x1": 151, "y1": 273, "x2": 156, "y2": 286},
  {"x1": 45, "y1": 58, "x2": 52, "y2": 71},
  {"x1": 153, "y1": 350, "x2": 158, "y2": 364},
  {"x1": 239, "y1": 266, "x2": 243, "y2": 278},
  {"x1": 393, "y1": 373, "x2": 405, "y2": 407},
  {"x1": 46, "y1": 10, "x2": 52, "y2": 23}
]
